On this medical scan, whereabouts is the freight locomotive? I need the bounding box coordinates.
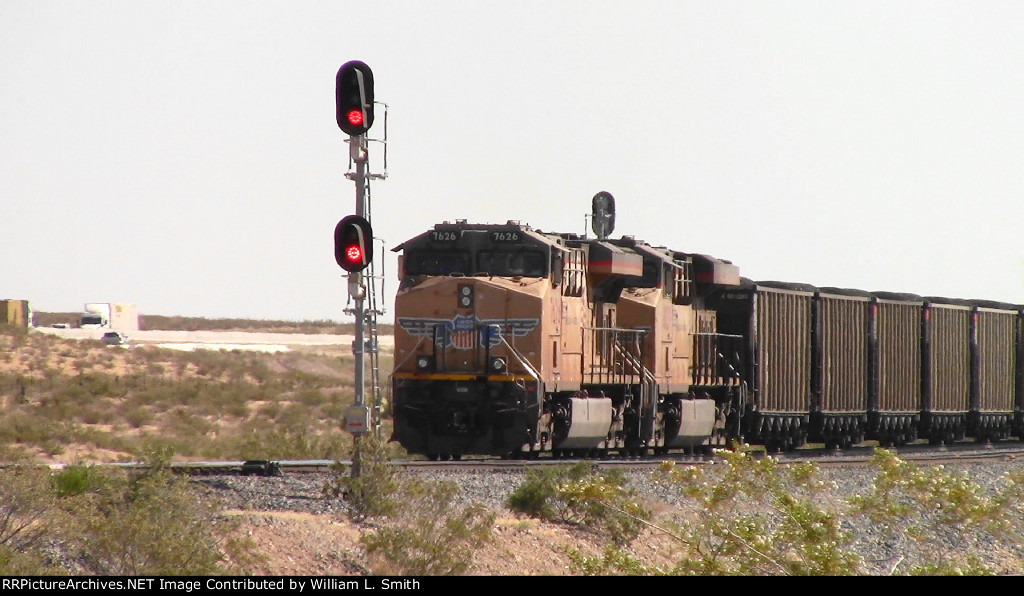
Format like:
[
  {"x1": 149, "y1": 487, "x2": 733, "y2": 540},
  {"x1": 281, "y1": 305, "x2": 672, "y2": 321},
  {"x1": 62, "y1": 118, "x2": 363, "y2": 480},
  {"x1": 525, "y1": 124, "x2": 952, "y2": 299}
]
[{"x1": 388, "y1": 201, "x2": 1023, "y2": 460}]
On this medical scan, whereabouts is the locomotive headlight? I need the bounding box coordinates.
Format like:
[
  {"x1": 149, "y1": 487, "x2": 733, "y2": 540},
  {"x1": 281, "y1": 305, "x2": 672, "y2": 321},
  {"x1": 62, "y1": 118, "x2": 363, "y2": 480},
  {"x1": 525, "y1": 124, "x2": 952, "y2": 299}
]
[
  {"x1": 488, "y1": 356, "x2": 507, "y2": 374},
  {"x1": 458, "y1": 284, "x2": 474, "y2": 308},
  {"x1": 415, "y1": 355, "x2": 435, "y2": 372}
]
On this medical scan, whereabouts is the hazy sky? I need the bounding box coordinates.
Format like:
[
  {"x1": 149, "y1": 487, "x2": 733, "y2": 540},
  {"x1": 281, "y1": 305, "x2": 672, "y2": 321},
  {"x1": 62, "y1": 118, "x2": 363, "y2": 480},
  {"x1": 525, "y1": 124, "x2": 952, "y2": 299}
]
[{"x1": 3, "y1": 1, "x2": 1021, "y2": 321}]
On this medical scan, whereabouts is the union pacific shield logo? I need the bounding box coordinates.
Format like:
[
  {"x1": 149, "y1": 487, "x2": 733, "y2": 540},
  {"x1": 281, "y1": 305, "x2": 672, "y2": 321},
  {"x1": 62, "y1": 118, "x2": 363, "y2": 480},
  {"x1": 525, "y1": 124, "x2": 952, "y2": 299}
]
[
  {"x1": 398, "y1": 315, "x2": 539, "y2": 350},
  {"x1": 451, "y1": 315, "x2": 476, "y2": 350}
]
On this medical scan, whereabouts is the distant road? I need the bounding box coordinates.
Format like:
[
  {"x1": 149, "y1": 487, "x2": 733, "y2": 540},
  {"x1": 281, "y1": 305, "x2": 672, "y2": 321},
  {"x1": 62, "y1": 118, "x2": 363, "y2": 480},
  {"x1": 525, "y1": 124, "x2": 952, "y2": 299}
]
[{"x1": 32, "y1": 327, "x2": 394, "y2": 353}]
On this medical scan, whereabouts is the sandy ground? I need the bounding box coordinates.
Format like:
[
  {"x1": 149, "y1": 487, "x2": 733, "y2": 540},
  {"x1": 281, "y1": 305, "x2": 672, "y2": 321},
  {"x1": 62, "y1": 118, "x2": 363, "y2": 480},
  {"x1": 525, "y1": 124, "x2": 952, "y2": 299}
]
[{"x1": 237, "y1": 509, "x2": 682, "y2": 576}]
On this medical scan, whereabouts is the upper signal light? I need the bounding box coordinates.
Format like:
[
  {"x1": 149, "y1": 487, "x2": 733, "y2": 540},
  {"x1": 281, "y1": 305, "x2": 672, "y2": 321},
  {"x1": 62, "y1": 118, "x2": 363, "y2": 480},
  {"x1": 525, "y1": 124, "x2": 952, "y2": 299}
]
[{"x1": 336, "y1": 60, "x2": 374, "y2": 136}]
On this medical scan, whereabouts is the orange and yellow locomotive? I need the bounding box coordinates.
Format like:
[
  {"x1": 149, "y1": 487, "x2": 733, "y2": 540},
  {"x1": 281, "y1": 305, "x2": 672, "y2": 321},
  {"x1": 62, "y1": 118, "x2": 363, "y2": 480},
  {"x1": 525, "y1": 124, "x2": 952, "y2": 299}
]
[{"x1": 390, "y1": 218, "x2": 745, "y2": 459}]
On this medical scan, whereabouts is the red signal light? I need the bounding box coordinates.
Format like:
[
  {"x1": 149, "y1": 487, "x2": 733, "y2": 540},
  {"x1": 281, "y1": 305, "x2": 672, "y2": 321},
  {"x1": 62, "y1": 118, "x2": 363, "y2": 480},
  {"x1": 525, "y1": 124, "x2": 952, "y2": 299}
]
[
  {"x1": 334, "y1": 215, "x2": 373, "y2": 273},
  {"x1": 336, "y1": 60, "x2": 374, "y2": 136}
]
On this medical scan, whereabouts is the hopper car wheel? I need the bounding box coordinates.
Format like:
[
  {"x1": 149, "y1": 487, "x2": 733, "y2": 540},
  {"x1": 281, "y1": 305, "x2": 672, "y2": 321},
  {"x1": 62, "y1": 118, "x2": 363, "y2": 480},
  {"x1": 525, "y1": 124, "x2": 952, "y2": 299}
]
[{"x1": 427, "y1": 454, "x2": 440, "y2": 461}]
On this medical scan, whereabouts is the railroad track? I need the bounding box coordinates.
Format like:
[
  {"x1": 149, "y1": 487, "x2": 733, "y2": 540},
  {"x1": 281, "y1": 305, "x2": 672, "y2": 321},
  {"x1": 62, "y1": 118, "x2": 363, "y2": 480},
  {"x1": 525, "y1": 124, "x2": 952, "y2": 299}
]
[{"x1": 132, "y1": 440, "x2": 1022, "y2": 477}]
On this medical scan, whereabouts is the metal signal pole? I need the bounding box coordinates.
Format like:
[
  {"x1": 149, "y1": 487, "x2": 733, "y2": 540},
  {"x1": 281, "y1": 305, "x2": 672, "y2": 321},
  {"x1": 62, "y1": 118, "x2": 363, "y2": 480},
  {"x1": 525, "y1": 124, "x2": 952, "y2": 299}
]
[{"x1": 335, "y1": 60, "x2": 386, "y2": 479}]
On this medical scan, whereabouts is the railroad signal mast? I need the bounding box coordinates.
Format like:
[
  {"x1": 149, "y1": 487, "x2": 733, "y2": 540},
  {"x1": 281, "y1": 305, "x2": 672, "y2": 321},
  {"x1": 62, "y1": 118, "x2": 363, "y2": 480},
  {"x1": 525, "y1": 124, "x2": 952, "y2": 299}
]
[{"x1": 334, "y1": 60, "x2": 387, "y2": 448}]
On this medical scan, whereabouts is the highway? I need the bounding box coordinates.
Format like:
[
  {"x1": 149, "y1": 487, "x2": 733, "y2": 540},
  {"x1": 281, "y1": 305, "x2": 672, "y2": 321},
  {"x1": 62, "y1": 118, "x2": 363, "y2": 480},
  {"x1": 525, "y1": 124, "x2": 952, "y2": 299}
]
[{"x1": 31, "y1": 327, "x2": 394, "y2": 353}]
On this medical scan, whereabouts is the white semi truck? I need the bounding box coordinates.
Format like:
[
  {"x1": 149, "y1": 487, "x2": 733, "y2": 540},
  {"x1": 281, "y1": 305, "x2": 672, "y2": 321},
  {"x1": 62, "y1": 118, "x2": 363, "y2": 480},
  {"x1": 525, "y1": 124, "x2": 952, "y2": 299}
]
[{"x1": 80, "y1": 303, "x2": 140, "y2": 332}]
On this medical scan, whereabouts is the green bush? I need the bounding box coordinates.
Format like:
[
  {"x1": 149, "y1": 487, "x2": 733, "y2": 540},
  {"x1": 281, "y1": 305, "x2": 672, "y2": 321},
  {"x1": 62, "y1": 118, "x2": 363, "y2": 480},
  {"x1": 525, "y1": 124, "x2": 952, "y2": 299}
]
[
  {"x1": 507, "y1": 462, "x2": 652, "y2": 545},
  {"x1": 0, "y1": 467, "x2": 57, "y2": 574},
  {"x1": 566, "y1": 447, "x2": 1022, "y2": 576},
  {"x1": 847, "y1": 448, "x2": 1024, "y2": 575},
  {"x1": 645, "y1": 448, "x2": 859, "y2": 576},
  {"x1": 324, "y1": 433, "x2": 402, "y2": 522},
  {"x1": 61, "y1": 468, "x2": 260, "y2": 574},
  {"x1": 231, "y1": 428, "x2": 350, "y2": 461},
  {"x1": 51, "y1": 464, "x2": 108, "y2": 497},
  {"x1": 359, "y1": 476, "x2": 495, "y2": 575},
  {"x1": 322, "y1": 433, "x2": 493, "y2": 575}
]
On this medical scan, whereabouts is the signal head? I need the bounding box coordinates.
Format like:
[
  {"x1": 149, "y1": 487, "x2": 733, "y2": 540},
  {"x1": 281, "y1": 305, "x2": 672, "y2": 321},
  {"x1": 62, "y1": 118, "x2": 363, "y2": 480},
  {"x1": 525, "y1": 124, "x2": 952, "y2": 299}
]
[
  {"x1": 334, "y1": 215, "x2": 373, "y2": 272},
  {"x1": 335, "y1": 60, "x2": 374, "y2": 136},
  {"x1": 591, "y1": 191, "x2": 616, "y2": 239}
]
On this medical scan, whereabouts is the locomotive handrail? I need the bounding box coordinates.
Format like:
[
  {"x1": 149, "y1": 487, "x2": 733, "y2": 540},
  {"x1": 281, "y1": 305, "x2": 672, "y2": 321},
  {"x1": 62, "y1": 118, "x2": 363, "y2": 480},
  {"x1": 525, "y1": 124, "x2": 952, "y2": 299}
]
[
  {"x1": 496, "y1": 335, "x2": 542, "y2": 387},
  {"x1": 583, "y1": 326, "x2": 649, "y2": 334},
  {"x1": 497, "y1": 335, "x2": 544, "y2": 378},
  {"x1": 581, "y1": 326, "x2": 649, "y2": 385}
]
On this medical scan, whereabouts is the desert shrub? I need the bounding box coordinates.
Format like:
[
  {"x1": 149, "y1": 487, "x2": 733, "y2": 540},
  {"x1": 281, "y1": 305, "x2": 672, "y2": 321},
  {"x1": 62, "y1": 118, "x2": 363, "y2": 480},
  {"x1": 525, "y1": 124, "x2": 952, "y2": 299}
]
[
  {"x1": 318, "y1": 401, "x2": 347, "y2": 420},
  {"x1": 295, "y1": 389, "x2": 331, "y2": 407},
  {"x1": 230, "y1": 428, "x2": 350, "y2": 461},
  {"x1": 60, "y1": 462, "x2": 261, "y2": 575},
  {"x1": 128, "y1": 385, "x2": 200, "y2": 409},
  {"x1": 847, "y1": 448, "x2": 1024, "y2": 575},
  {"x1": 189, "y1": 384, "x2": 254, "y2": 418},
  {"x1": 567, "y1": 544, "x2": 662, "y2": 576},
  {"x1": 655, "y1": 448, "x2": 858, "y2": 575},
  {"x1": 75, "y1": 402, "x2": 115, "y2": 426},
  {"x1": 324, "y1": 433, "x2": 403, "y2": 522},
  {"x1": 507, "y1": 462, "x2": 651, "y2": 544},
  {"x1": 576, "y1": 448, "x2": 1023, "y2": 576},
  {"x1": 0, "y1": 466, "x2": 58, "y2": 575},
  {"x1": 273, "y1": 403, "x2": 316, "y2": 430},
  {"x1": 52, "y1": 464, "x2": 109, "y2": 497},
  {"x1": 555, "y1": 468, "x2": 652, "y2": 545},
  {"x1": 0, "y1": 413, "x2": 72, "y2": 445},
  {"x1": 165, "y1": 408, "x2": 216, "y2": 437},
  {"x1": 255, "y1": 401, "x2": 282, "y2": 420},
  {"x1": 506, "y1": 461, "x2": 591, "y2": 518},
  {"x1": 360, "y1": 477, "x2": 495, "y2": 576},
  {"x1": 123, "y1": 405, "x2": 155, "y2": 429}
]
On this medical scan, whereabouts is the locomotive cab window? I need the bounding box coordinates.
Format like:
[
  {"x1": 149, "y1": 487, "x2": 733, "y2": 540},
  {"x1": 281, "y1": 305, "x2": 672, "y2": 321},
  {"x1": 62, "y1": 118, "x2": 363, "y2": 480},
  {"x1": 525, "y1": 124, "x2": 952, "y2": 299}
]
[
  {"x1": 478, "y1": 250, "x2": 547, "y2": 277},
  {"x1": 404, "y1": 250, "x2": 471, "y2": 276}
]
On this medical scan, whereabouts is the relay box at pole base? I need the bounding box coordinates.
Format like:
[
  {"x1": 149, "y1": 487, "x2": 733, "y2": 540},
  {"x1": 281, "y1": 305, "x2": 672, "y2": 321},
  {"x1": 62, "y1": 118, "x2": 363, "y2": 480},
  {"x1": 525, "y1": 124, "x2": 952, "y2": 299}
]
[{"x1": 345, "y1": 405, "x2": 371, "y2": 435}]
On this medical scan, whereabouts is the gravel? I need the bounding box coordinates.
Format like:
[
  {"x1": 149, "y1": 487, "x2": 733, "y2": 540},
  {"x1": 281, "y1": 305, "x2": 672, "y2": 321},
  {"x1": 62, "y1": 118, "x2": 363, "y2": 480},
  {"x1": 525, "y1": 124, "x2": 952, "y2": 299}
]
[{"x1": 193, "y1": 456, "x2": 1023, "y2": 575}]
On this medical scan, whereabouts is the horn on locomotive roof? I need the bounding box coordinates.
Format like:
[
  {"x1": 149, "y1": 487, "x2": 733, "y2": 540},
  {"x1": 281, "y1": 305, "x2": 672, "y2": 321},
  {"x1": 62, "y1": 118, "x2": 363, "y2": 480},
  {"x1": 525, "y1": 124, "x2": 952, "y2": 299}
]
[{"x1": 591, "y1": 191, "x2": 615, "y2": 240}]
